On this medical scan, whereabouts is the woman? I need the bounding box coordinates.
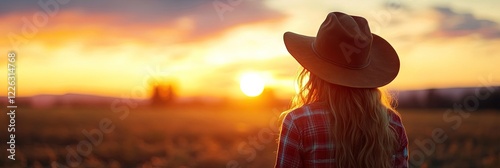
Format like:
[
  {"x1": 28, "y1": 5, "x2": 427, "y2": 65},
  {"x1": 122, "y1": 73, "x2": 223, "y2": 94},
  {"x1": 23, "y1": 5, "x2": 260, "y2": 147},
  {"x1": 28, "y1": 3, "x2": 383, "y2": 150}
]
[{"x1": 275, "y1": 12, "x2": 409, "y2": 168}]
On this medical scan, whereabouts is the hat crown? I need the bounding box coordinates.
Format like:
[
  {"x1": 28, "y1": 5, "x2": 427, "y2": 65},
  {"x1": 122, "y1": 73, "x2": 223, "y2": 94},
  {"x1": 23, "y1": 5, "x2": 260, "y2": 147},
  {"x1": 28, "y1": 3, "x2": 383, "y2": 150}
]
[{"x1": 313, "y1": 12, "x2": 373, "y2": 69}]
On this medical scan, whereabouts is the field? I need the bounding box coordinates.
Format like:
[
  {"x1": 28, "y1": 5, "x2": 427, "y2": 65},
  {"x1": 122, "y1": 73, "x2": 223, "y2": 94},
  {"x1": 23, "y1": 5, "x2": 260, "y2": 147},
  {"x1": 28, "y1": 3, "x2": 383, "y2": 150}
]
[{"x1": 1, "y1": 104, "x2": 499, "y2": 168}]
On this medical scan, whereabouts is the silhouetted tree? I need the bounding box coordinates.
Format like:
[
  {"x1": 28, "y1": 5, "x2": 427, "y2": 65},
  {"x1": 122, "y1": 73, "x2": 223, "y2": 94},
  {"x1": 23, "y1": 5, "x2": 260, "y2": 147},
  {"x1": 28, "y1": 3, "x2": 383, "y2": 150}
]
[
  {"x1": 150, "y1": 84, "x2": 176, "y2": 107},
  {"x1": 259, "y1": 87, "x2": 278, "y2": 107},
  {"x1": 479, "y1": 87, "x2": 500, "y2": 109},
  {"x1": 398, "y1": 92, "x2": 421, "y2": 109},
  {"x1": 427, "y1": 88, "x2": 452, "y2": 108}
]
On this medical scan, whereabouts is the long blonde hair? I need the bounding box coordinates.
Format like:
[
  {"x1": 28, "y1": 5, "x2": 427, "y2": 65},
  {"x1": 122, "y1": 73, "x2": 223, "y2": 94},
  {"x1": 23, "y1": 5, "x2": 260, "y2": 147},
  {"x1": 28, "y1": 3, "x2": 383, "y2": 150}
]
[{"x1": 289, "y1": 68, "x2": 399, "y2": 168}]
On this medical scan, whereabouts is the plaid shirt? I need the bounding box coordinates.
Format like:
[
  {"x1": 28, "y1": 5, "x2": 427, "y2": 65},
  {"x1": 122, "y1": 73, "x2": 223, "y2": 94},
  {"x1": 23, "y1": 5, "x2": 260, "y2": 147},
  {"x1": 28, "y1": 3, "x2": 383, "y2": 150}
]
[{"x1": 275, "y1": 102, "x2": 408, "y2": 168}]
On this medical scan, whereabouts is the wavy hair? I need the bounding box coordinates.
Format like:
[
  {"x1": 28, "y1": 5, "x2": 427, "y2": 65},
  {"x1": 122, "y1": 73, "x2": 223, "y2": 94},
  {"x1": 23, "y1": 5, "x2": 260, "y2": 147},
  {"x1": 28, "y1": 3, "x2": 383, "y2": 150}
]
[{"x1": 288, "y1": 68, "x2": 400, "y2": 168}]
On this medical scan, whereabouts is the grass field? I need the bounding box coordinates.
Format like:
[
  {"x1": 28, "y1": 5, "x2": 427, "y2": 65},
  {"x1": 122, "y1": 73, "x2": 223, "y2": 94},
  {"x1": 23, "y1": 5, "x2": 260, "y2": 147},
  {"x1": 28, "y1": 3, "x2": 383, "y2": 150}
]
[{"x1": 1, "y1": 105, "x2": 499, "y2": 168}]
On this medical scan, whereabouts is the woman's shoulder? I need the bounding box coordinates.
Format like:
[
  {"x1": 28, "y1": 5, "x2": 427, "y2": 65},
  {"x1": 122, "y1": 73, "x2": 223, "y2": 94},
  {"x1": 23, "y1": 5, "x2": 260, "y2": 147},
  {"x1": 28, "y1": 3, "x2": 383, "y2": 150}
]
[
  {"x1": 387, "y1": 109, "x2": 405, "y2": 128},
  {"x1": 281, "y1": 102, "x2": 329, "y2": 121}
]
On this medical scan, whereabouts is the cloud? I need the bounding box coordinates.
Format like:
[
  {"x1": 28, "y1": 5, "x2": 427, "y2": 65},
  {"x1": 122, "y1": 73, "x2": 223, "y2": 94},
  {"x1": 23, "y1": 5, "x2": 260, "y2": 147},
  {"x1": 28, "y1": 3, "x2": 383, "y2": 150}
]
[
  {"x1": 431, "y1": 6, "x2": 500, "y2": 39},
  {"x1": 1, "y1": 0, "x2": 285, "y2": 42}
]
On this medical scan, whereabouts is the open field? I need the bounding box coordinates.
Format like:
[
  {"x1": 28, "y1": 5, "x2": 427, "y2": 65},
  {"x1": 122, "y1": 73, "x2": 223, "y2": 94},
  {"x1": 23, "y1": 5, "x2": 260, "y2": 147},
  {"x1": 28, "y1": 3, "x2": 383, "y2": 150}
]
[{"x1": 1, "y1": 105, "x2": 499, "y2": 168}]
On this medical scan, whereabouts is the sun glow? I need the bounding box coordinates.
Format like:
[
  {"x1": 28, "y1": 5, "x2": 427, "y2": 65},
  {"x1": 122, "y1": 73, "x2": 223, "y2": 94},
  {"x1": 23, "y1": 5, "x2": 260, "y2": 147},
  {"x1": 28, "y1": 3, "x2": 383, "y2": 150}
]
[{"x1": 239, "y1": 72, "x2": 266, "y2": 97}]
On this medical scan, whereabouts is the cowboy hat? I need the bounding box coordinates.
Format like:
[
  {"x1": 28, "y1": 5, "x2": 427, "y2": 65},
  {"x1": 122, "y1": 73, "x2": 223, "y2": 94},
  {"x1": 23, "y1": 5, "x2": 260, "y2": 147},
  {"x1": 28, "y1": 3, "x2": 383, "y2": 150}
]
[{"x1": 284, "y1": 12, "x2": 400, "y2": 88}]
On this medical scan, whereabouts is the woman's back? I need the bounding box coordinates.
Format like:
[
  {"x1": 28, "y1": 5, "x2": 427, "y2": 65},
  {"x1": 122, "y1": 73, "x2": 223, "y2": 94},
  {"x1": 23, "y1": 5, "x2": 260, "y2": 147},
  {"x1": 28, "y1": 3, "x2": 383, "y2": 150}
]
[{"x1": 276, "y1": 102, "x2": 408, "y2": 167}]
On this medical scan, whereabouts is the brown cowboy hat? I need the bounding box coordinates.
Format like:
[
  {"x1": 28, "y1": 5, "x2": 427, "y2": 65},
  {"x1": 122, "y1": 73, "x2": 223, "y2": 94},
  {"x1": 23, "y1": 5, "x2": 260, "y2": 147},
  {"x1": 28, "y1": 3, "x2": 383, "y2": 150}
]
[{"x1": 284, "y1": 12, "x2": 400, "y2": 88}]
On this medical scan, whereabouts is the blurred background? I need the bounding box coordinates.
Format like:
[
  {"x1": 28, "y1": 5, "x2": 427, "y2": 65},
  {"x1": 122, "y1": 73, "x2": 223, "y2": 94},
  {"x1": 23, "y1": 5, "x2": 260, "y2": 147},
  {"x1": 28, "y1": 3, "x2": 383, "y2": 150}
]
[{"x1": 0, "y1": 0, "x2": 499, "y2": 167}]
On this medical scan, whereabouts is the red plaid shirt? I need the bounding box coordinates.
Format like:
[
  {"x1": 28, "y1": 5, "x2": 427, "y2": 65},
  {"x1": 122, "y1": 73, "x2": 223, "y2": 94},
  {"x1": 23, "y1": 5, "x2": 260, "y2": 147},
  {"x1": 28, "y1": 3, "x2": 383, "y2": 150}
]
[{"x1": 275, "y1": 102, "x2": 408, "y2": 168}]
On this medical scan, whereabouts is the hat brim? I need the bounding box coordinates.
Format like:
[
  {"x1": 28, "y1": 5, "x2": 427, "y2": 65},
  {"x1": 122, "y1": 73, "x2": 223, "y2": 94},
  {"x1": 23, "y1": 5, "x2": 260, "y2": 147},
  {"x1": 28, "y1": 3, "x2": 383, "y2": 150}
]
[{"x1": 284, "y1": 31, "x2": 400, "y2": 88}]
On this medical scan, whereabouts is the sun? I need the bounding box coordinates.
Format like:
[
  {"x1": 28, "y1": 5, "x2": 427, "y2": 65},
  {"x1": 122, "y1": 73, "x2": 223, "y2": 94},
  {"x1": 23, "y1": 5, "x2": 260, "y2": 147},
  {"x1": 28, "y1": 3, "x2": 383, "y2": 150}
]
[{"x1": 239, "y1": 72, "x2": 265, "y2": 97}]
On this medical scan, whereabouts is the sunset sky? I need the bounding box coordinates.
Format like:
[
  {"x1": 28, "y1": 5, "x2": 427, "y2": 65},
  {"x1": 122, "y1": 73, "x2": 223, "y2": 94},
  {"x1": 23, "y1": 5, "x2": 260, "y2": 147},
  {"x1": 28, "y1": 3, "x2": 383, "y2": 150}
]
[{"x1": 1, "y1": 0, "x2": 499, "y2": 99}]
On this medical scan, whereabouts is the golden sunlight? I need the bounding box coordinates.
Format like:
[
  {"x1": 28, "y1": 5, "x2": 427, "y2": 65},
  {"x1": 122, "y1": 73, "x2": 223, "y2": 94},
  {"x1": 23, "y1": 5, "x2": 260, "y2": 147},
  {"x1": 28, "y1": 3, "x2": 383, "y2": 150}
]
[{"x1": 239, "y1": 72, "x2": 266, "y2": 97}]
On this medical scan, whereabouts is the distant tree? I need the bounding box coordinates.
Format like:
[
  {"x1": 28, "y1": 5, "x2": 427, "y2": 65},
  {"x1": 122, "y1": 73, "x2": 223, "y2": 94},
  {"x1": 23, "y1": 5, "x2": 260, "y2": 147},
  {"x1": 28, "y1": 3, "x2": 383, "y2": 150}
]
[
  {"x1": 398, "y1": 92, "x2": 421, "y2": 109},
  {"x1": 150, "y1": 84, "x2": 176, "y2": 107},
  {"x1": 259, "y1": 87, "x2": 281, "y2": 107},
  {"x1": 260, "y1": 87, "x2": 276, "y2": 100},
  {"x1": 480, "y1": 87, "x2": 500, "y2": 109},
  {"x1": 427, "y1": 88, "x2": 452, "y2": 108}
]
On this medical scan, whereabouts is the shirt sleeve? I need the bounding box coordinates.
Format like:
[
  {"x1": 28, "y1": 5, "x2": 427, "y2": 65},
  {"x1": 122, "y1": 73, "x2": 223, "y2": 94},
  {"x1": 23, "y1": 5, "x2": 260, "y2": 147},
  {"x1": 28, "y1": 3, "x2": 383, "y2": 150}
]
[
  {"x1": 275, "y1": 113, "x2": 302, "y2": 168},
  {"x1": 392, "y1": 113, "x2": 409, "y2": 168}
]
